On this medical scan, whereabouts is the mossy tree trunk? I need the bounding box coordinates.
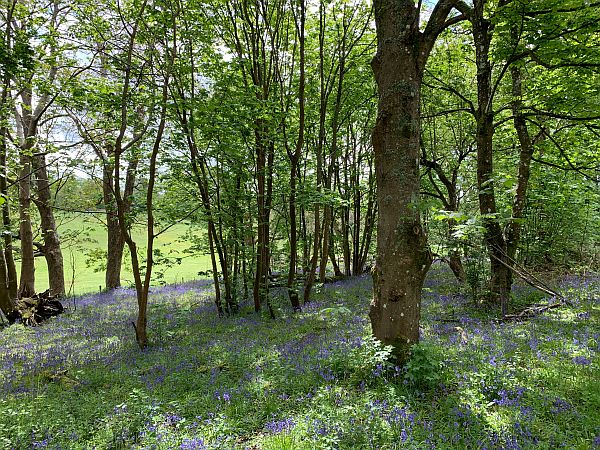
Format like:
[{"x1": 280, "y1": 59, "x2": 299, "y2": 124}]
[{"x1": 369, "y1": 0, "x2": 466, "y2": 362}]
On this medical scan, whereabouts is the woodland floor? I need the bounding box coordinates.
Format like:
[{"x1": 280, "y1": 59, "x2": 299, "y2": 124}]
[{"x1": 0, "y1": 264, "x2": 599, "y2": 449}]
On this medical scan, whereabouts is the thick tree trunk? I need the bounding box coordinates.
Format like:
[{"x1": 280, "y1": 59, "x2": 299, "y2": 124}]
[
  {"x1": 32, "y1": 154, "x2": 65, "y2": 296},
  {"x1": 134, "y1": 295, "x2": 148, "y2": 348},
  {"x1": 369, "y1": 3, "x2": 432, "y2": 362}
]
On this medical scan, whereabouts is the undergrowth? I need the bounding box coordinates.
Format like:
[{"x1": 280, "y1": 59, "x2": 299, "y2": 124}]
[{"x1": 0, "y1": 265, "x2": 598, "y2": 449}]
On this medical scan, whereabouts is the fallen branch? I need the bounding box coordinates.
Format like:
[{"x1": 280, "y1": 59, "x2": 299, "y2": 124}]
[{"x1": 503, "y1": 302, "x2": 564, "y2": 321}]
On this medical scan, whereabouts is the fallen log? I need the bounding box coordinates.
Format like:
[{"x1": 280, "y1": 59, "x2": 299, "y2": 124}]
[{"x1": 6, "y1": 290, "x2": 64, "y2": 326}]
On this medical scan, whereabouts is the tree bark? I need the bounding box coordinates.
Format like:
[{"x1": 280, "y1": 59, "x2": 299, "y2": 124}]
[
  {"x1": 103, "y1": 162, "x2": 124, "y2": 290},
  {"x1": 32, "y1": 154, "x2": 65, "y2": 296},
  {"x1": 0, "y1": 60, "x2": 17, "y2": 302},
  {"x1": 472, "y1": 0, "x2": 510, "y2": 315},
  {"x1": 286, "y1": 0, "x2": 305, "y2": 312},
  {"x1": 18, "y1": 151, "x2": 35, "y2": 298},
  {"x1": 369, "y1": 0, "x2": 461, "y2": 361},
  {"x1": 0, "y1": 254, "x2": 15, "y2": 319},
  {"x1": 507, "y1": 53, "x2": 534, "y2": 265},
  {"x1": 303, "y1": 0, "x2": 327, "y2": 303},
  {"x1": 369, "y1": 3, "x2": 430, "y2": 362}
]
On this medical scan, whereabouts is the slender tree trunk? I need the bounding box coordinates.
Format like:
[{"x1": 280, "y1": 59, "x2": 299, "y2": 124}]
[
  {"x1": 328, "y1": 221, "x2": 343, "y2": 278},
  {"x1": 0, "y1": 0, "x2": 17, "y2": 311},
  {"x1": 18, "y1": 151, "x2": 35, "y2": 298},
  {"x1": 208, "y1": 224, "x2": 223, "y2": 315},
  {"x1": 303, "y1": 1, "x2": 328, "y2": 302},
  {"x1": 358, "y1": 158, "x2": 376, "y2": 273},
  {"x1": 507, "y1": 60, "x2": 534, "y2": 264},
  {"x1": 447, "y1": 218, "x2": 467, "y2": 283},
  {"x1": 351, "y1": 141, "x2": 361, "y2": 276},
  {"x1": 0, "y1": 251, "x2": 16, "y2": 320},
  {"x1": 254, "y1": 133, "x2": 267, "y2": 312},
  {"x1": 286, "y1": 0, "x2": 305, "y2": 312},
  {"x1": 319, "y1": 193, "x2": 332, "y2": 282},
  {"x1": 287, "y1": 157, "x2": 301, "y2": 310},
  {"x1": 0, "y1": 103, "x2": 17, "y2": 302},
  {"x1": 341, "y1": 205, "x2": 351, "y2": 276},
  {"x1": 472, "y1": 0, "x2": 510, "y2": 315},
  {"x1": 103, "y1": 164, "x2": 124, "y2": 290},
  {"x1": 32, "y1": 154, "x2": 65, "y2": 296},
  {"x1": 300, "y1": 193, "x2": 309, "y2": 277}
]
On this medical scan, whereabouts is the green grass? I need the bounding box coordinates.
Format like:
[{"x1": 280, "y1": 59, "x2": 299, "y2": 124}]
[
  {"x1": 0, "y1": 266, "x2": 598, "y2": 449},
  {"x1": 20, "y1": 213, "x2": 212, "y2": 295}
]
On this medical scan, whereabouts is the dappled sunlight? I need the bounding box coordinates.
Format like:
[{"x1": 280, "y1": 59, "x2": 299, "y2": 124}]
[{"x1": 0, "y1": 268, "x2": 599, "y2": 448}]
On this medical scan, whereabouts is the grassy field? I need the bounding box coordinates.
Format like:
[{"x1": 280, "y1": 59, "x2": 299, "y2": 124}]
[
  {"x1": 0, "y1": 265, "x2": 598, "y2": 449},
  {"x1": 22, "y1": 214, "x2": 212, "y2": 295}
]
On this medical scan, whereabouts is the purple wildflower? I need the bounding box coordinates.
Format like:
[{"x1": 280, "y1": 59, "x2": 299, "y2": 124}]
[
  {"x1": 180, "y1": 437, "x2": 207, "y2": 449},
  {"x1": 165, "y1": 413, "x2": 183, "y2": 426},
  {"x1": 572, "y1": 356, "x2": 591, "y2": 366},
  {"x1": 265, "y1": 417, "x2": 295, "y2": 434}
]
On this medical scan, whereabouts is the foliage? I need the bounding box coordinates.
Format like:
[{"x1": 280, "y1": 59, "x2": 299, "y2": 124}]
[{"x1": 404, "y1": 342, "x2": 445, "y2": 391}]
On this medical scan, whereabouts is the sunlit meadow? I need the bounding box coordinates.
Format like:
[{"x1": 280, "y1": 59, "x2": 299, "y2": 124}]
[{"x1": 0, "y1": 265, "x2": 599, "y2": 449}]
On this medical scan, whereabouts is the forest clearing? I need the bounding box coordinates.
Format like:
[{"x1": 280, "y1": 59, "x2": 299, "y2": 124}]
[{"x1": 17, "y1": 215, "x2": 211, "y2": 295}]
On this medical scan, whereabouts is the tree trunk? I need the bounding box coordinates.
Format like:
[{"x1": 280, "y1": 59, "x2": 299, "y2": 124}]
[
  {"x1": 303, "y1": 1, "x2": 327, "y2": 302},
  {"x1": 472, "y1": 0, "x2": 510, "y2": 315},
  {"x1": 103, "y1": 160, "x2": 124, "y2": 289},
  {"x1": 358, "y1": 157, "x2": 376, "y2": 273},
  {"x1": 448, "y1": 218, "x2": 466, "y2": 283},
  {"x1": 351, "y1": 138, "x2": 362, "y2": 276},
  {"x1": 18, "y1": 152, "x2": 35, "y2": 298},
  {"x1": 507, "y1": 60, "x2": 534, "y2": 264},
  {"x1": 287, "y1": 156, "x2": 301, "y2": 311},
  {"x1": 0, "y1": 251, "x2": 16, "y2": 320},
  {"x1": 369, "y1": 2, "x2": 432, "y2": 362},
  {"x1": 0, "y1": 0, "x2": 17, "y2": 310},
  {"x1": 0, "y1": 119, "x2": 17, "y2": 303},
  {"x1": 254, "y1": 134, "x2": 268, "y2": 312},
  {"x1": 328, "y1": 218, "x2": 344, "y2": 278},
  {"x1": 208, "y1": 223, "x2": 223, "y2": 315},
  {"x1": 32, "y1": 154, "x2": 65, "y2": 296},
  {"x1": 286, "y1": 0, "x2": 305, "y2": 312}
]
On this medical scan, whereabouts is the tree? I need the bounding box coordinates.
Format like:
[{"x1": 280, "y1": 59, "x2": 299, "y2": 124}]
[
  {"x1": 369, "y1": 0, "x2": 468, "y2": 361},
  {"x1": 0, "y1": 0, "x2": 19, "y2": 315}
]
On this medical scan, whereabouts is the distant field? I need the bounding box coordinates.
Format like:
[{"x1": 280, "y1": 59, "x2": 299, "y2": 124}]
[{"x1": 19, "y1": 214, "x2": 212, "y2": 295}]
